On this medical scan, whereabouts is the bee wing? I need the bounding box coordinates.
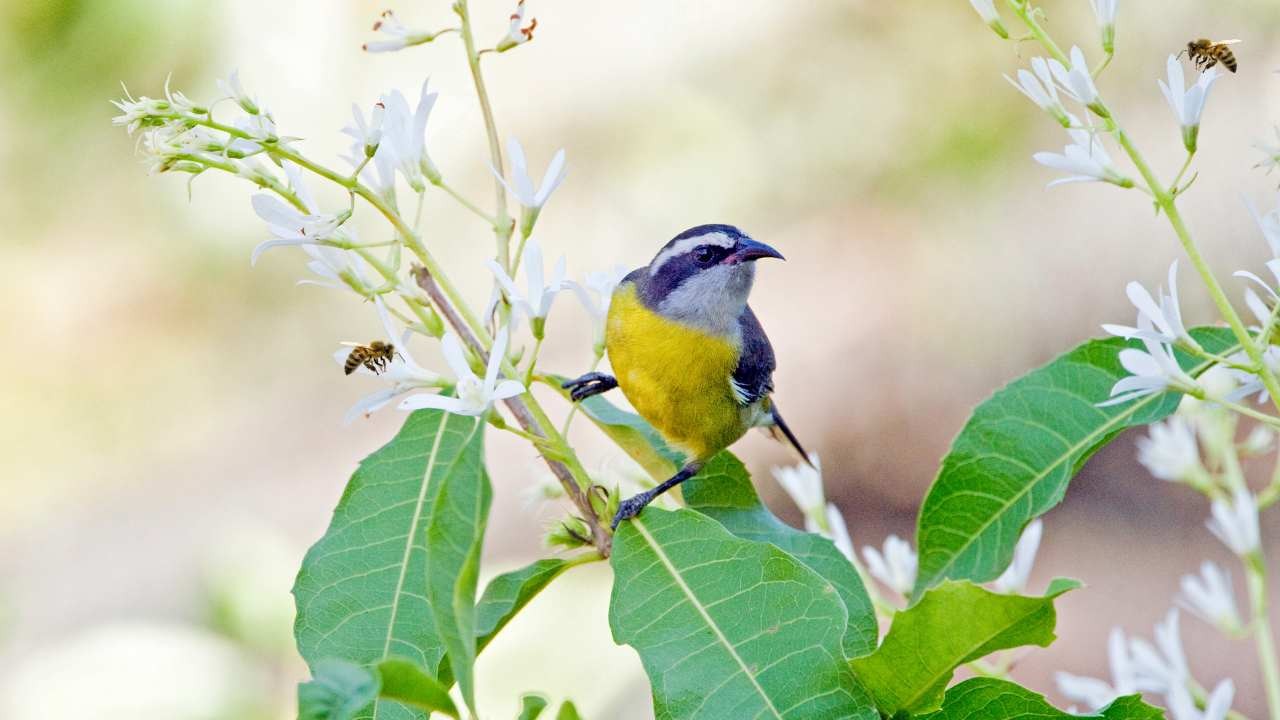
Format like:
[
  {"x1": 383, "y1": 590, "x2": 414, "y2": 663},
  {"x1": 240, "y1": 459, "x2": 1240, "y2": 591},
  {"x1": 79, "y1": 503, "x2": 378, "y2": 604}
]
[
  {"x1": 339, "y1": 341, "x2": 363, "y2": 347},
  {"x1": 1216, "y1": 39, "x2": 1242, "y2": 45}
]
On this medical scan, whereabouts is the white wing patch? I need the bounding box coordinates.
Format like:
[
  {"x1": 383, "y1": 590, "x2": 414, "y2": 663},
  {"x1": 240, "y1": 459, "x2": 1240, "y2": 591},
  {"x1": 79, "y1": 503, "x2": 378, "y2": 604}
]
[
  {"x1": 649, "y1": 231, "x2": 736, "y2": 273},
  {"x1": 729, "y1": 376, "x2": 752, "y2": 405}
]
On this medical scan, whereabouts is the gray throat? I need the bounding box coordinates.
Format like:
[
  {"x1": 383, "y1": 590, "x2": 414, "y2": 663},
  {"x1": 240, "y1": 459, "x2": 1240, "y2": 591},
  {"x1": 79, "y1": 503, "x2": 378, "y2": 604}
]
[{"x1": 654, "y1": 263, "x2": 755, "y2": 337}]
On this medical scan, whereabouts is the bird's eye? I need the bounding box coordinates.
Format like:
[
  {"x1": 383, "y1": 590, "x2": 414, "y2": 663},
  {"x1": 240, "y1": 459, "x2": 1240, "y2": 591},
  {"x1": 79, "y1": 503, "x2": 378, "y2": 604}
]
[{"x1": 693, "y1": 246, "x2": 716, "y2": 265}]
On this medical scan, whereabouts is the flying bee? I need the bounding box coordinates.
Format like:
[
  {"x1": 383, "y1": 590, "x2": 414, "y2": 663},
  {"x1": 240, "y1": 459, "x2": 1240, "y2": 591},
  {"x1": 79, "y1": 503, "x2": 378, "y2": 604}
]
[
  {"x1": 1180, "y1": 38, "x2": 1241, "y2": 73},
  {"x1": 342, "y1": 341, "x2": 399, "y2": 375}
]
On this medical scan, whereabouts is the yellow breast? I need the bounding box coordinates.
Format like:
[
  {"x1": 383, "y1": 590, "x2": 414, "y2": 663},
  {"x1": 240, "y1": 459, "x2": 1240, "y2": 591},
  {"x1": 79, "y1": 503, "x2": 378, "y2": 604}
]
[{"x1": 605, "y1": 283, "x2": 746, "y2": 460}]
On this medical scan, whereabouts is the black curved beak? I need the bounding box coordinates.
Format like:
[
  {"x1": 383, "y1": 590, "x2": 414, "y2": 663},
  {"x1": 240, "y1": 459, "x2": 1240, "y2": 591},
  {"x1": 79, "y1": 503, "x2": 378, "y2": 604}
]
[{"x1": 724, "y1": 238, "x2": 784, "y2": 265}]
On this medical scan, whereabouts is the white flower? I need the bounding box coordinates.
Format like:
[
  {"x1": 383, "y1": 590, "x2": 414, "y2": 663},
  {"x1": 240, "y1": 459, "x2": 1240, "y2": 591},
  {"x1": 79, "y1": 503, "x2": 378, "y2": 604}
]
[
  {"x1": 341, "y1": 102, "x2": 384, "y2": 158},
  {"x1": 992, "y1": 519, "x2": 1043, "y2": 594},
  {"x1": 1246, "y1": 197, "x2": 1280, "y2": 259},
  {"x1": 496, "y1": 0, "x2": 537, "y2": 52},
  {"x1": 248, "y1": 194, "x2": 347, "y2": 266},
  {"x1": 819, "y1": 503, "x2": 855, "y2": 562},
  {"x1": 399, "y1": 328, "x2": 525, "y2": 416},
  {"x1": 486, "y1": 238, "x2": 567, "y2": 330},
  {"x1": 1088, "y1": 0, "x2": 1118, "y2": 52},
  {"x1": 569, "y1": 264, "x2": 629, "y2": 353},
  {"x1": 861, "y1": 535, "x2": 917, "y2": 597},
  {"x1": 380, "y1": 79, "x2": 438, "y2": 192},
  {"x1": 1055, "y1": 627, "x2": 1138, "y2": 710},
  {"x1": 772, "y1": 455, "x2": 825, "y2": 516},
  {"x1": 1049, "y1": 46, "x2": 1107, "y2": 116},
  {"x1": 1136, "y1": 417, "x2": 1201, "y2": 482},
  {"x1": 1207, "y1": 487, "x2": 1261, "y2": 557},
  {"x1": 1179, "y1": 562, "x2": 1243, "y2": 634},
  {"x1": 1256, "y1": 127, "x2": 1280, "y2": 175},
  {"x1": 216, "y1": 70, "x2": 259, "y2": 115},
  {"x1": 1128, "y1": 609, "x2": 1189, "y2": 694},
  {"x1": 1159, "y1": 56, "x2": 1220, "y2": 153},
  {"x1": 1168, "y1": 680, "x2": 1235, "y2": 720},
  {"x1": 363, "y1": 10, "x2": 439, "y2": 53},
  {"x1": 1102, "y1": 261, "x2": 1198, "y2": 348},
  {"x1": 1098, "y1": 338, "x2": 1199, "y2": 406},
  {"x1": 1242, "y1": 424, "x2": 1275, "y2": 456},
  {"x1": 228, "y1": 113, "x2": 281, "y2": 155},
  {"x1": 1034, "y1": 128, "x2": 1131, "y2": 188},
  {"x1": 493, "y1": 136, "x2": 567, "y2": 210},
  {"x1": 337, "y1": 299, "x2": 443, "y2": 423},
  {"x1": 967, "y1": 0, "x2": 1008, "y2": 38},
  {"x1": 1007, "y1": 58, "x2": 1071, "y2": 126}
]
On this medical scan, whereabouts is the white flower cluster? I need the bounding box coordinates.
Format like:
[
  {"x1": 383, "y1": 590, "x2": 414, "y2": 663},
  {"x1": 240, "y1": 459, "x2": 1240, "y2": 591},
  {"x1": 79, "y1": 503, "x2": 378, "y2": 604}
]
[
  {"x1": 114, "y1": 69, "x2": 627, "y2": 427},
  {"x1": 772, "y1": 456, "x2": 855, "y2": 562},
  {"x1": 854, "y1": 520, "x2": 1043, "y2": 601},
  {"x1": 1056, "y1": 610, "x2": 1235, "y2": 719}
]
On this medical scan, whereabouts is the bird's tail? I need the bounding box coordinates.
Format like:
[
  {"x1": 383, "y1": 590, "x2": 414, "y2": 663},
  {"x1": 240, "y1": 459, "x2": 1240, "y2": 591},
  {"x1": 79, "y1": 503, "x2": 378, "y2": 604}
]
[{"x1": 765, "y1": 403, "x2": 815, "y2": 467}]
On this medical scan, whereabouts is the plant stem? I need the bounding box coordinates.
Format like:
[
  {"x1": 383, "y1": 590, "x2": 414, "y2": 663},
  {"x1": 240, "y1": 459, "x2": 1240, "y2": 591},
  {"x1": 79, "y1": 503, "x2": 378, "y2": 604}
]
[
  {"x1": 434, "y1": 178, "x2": 500, "y2": 228},
  {"x1": 455, "y1": 0, "x2": 514, "y2": 272},
  {"x1": 1246, "y1": 557, "x2": 1280, "y2": 720},
  {"x1": 523, "y1": 335, "x2": 544, "y2": 386},
  {"x1": 1171, "y1": 151, "x2": 1196, "y2": 193},
  {"x1": 559, "y1": 354, "x2": 602, "y2": 437},
  {"x1": 1216, "y1": 399, "x2": 1280, "y2": 432},
  {"x1": 412, "y1": 265, "x2": 610, "y2": 554}
]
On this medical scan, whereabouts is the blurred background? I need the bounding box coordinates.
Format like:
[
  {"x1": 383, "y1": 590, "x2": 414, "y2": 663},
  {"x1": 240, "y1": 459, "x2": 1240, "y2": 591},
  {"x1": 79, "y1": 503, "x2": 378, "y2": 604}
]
[{"x1": 4, "y1": 0, "x2": 1280, "y2": 716}]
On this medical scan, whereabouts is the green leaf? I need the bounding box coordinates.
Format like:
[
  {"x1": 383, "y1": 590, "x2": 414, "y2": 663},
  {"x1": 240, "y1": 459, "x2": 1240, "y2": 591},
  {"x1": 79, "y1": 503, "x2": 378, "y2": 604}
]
[
  {"x1": 918, "y1": 677, "x2": 1164, "y2": 719},
  {"x1": 555, "y1": 700, "x2": 583, "y2": 720},
  {"x1": 683, "y1": 452, "x2": 877, "y2": 658},
  {"x1": 850, "y1": 580, "x2": 1078, "y2": 715},
  {"x1": 378, "y1": 658, "x2": 460, "y2": 718},
  {"x1": 610, "y1": 508, "x2": 876, "y2": 720},
  {"x1": 297, "y1": 658, "x2": 461, "y2": 720},
  {"x1": 294, "y1": 410, "x2": 483, "y2": 720},
  {"x1": 548, "y1": 375, "x2": 682, "y2": 479},
  {"x1": 913, "y1": 327, "x2": 1236, "y2": 595},
  {"x1": 421, "y1": 414, "x2": 491, "y2": 716},
  {"x1": 298, "y1": 660, "x2": 379, "y2": 720},
  {"x1": 517, "y1": 693, "x2": 550, "y2": 720},
  {"x1": 475, "y1": 559, "x2": 571, "y2": 654}
]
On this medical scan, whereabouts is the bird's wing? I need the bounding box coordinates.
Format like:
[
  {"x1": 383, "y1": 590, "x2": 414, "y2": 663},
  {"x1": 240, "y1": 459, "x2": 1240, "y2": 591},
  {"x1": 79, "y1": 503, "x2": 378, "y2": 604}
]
[{"x1": 730, "y1": 306, "x2": 776, "y2": 406}]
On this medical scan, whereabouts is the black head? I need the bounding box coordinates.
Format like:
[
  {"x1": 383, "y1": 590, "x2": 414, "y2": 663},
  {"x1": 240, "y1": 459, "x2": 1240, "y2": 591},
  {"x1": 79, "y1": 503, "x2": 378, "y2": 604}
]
[{"x1": 640, "y1": 224, "x2": 783, "y2": 333}]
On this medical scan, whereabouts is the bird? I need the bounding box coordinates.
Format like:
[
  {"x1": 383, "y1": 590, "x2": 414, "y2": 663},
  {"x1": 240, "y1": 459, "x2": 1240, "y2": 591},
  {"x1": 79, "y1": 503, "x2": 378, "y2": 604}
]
[{"x1": 563, "y1": 223, "x2": 811, "y2": 529}]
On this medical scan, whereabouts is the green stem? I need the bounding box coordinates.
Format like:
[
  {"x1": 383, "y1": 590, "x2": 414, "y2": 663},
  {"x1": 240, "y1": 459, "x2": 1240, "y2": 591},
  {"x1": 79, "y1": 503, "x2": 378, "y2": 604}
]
[
  {"x1": 559, "y1": 354, "x2": 603, "y2": 437},
  {"x1": 1091, "y1": 50, "x2": 1115, "y2": 78},
  {"x1": 455, "y1": 0, "x2": 514, "y2": 272},
  {"x1": 435, "y1": 179, "x2": 500, "y2": 228},
  {"x1": 1170, "y1": 151, "x2": 1196, "y2": 194},
  {"x1": 1247, "y1": 559, "x2": 1280, "y2": 720},
  {"x1": 523, "y1": 335, "x2": 544, "y2": 387},
  {"x1": 1216, "y1": 399, "x2": 1280, "y2": 433}
]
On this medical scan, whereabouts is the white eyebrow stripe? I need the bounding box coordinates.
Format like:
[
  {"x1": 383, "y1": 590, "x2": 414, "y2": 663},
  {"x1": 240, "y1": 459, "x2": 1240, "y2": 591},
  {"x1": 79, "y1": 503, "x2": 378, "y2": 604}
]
[{"x1": 649, "y1": 231, "x2": 736, "y2": 272}]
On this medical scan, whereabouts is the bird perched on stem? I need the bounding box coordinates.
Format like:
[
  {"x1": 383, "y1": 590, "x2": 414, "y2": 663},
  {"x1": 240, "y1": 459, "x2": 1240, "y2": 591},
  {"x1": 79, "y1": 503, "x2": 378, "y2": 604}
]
[{"x1": 563, "y1": 224, "x2": 811, "y2": 528}]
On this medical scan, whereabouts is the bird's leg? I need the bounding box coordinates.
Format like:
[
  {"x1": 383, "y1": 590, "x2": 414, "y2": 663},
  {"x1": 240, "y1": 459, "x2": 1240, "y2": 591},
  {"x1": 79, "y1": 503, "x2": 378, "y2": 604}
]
[
  {"x1": 612, "y1": 461, "x2": 704, "y2": 529},
  {"x1": 562, "y1": 372, "x2": 618, "y2": 402}
]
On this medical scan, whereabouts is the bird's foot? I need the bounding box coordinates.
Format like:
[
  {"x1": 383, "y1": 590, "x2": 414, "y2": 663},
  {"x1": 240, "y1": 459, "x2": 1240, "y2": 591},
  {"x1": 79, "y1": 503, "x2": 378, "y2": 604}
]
[
  {"x1": 611, "y1": 492, "x2": 653, "y2": 530},
  {"x1": 562, "y1": 372, "x2": 618, "y2": 402}
]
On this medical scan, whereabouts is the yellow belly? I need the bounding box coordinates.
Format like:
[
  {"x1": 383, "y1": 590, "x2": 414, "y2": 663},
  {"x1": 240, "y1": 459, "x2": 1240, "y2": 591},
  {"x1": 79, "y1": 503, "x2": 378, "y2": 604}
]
[{"x1": 605, "y1": 283, "x2": 746, "y2": 460}]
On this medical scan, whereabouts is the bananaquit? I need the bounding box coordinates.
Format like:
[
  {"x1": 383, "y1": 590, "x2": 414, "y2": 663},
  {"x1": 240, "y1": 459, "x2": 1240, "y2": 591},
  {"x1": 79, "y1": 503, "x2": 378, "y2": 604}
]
[{"x1": 563, "y1": 224, "x2": 811, "y2": 528}]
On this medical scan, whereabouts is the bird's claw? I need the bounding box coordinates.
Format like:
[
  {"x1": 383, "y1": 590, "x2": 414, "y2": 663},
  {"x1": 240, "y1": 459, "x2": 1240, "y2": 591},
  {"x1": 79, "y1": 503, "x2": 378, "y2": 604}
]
[
  {"x1": 562, "y1": 372, "x2": 617, "y2": 403},
  {"x1": 611, "y1": 493, "x2": 651, "y2": 530}
]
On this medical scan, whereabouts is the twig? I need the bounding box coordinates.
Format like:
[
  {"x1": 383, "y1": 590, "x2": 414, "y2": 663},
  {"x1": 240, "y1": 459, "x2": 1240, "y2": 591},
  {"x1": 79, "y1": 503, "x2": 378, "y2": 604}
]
[{"x1": 413, "y1": 264, "x2": 611, "y2": 555}]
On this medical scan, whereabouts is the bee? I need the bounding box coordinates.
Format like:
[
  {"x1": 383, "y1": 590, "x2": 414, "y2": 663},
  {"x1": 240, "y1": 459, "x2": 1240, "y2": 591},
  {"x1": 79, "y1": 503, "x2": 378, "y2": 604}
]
[
  {"x1": 342, "y1": 341, "x2": 399, "y2": 375},
  {"x1": 1180, "y1": 38, "x2": 1241, "y2": 73}
]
